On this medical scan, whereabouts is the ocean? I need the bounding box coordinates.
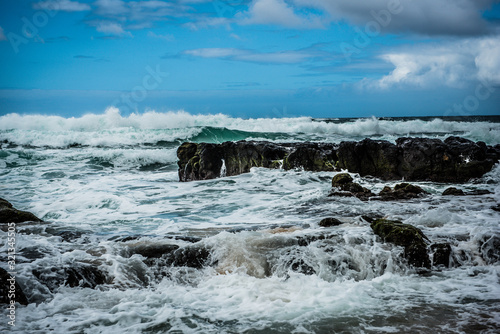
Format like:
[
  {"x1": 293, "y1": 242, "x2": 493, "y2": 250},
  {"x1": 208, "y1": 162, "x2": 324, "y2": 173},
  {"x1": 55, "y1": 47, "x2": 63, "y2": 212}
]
[{"x1": 1, "y1": 107, "x2": 500, "y2": 333}]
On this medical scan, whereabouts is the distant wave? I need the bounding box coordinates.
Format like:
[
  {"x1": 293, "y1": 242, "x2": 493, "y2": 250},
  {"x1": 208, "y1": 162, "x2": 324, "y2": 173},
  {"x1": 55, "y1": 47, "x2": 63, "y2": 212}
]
[{"x1": 1, "y1": 107, "x2": 499, "y2": 146}]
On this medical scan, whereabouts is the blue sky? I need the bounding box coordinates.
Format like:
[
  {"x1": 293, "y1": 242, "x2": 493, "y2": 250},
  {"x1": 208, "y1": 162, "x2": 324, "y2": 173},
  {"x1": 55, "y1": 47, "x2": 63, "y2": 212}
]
[{"x1": 0, "y1": 0, "x2": 499, "y2": 118}]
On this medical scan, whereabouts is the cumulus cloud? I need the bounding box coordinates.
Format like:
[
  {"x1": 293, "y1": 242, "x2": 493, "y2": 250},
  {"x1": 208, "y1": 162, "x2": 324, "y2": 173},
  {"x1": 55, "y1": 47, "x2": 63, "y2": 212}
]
[
  {"x1": 183, "y1": 47, "x2": 315, "y2": 63},
  {"x1": 369, "y1": 37, "x2": 500, "y2": 89},
  {"x1": 240, "y1": 0, "x2": 324, "y2": 28},
  {"x1": 291, "y1": 0, "x2": 497, "y2": 35},
  {"x1": 33, "y1": 0, "x2": 91, "y2": 12}
]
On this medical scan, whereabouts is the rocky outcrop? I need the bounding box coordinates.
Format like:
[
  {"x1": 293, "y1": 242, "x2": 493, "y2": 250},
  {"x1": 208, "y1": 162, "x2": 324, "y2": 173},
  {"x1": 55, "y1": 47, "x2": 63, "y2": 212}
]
[
  {"x1": 177, "y1": 137, "x2": 500, "y2": 182},
  {"x1": 0, "y1": 198, "x2": 42, "y2": 229},
  {"x1": 177, "y1": 141, "x2": 290, "y2": 182},
  {"x1": 370, "y1": 219, "x2": 431, "y2": 268}
]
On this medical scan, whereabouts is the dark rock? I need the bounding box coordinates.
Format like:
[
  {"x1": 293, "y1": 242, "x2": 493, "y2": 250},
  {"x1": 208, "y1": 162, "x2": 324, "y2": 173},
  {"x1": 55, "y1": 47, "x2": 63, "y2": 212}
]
[
  {"x1": 331, "y1": 173, "x2": 353, "y2": 187},
  {"x1": 165, "y1": 245, "x2": 212, "y2": 269},
  {"x1": 0, "y1": 198, "x2": 42, "y2": 230},
  {"x1": 370, "y1": 219, "x2": 430, "y2": 268},
  {"x1": 319, "y1": 218, "x2": 343, "y2": 227},
  {"x1": 283, "y1": 142, "x2": 337, "y2": 172},
  {"x1": 491, "y1": 204, "x2": 500, "y2": 212},
  {"x1": 397, "y1": 136, "x2": 497, "y2": 182},
  {"x1": 32, "y1": 264, "x2": 108, "y2": 292},
  {"x1": 442, "y1": 187, "x2": 465, "y2": 196},
  {"x1": 330, "y1": 173, "x2": 374, "y2": 200},
  {"x1": 337, "y1": 139, "x2": 400, "y2": 180},
  {"x1": 177, "y1": 137, "x2": 500, "y2": 182},
  {"x1": 431, "y1": 243, "x2": 452, "y2": 267},
  {"x1": 127, "y1": 243, "x2": 179, "y2": 259},
  {"x1": 378, "y1": 183, "x2": 428, "y2": 201},
  {"x1": 0, "y1": 267, "x2": 29, "y2": 305}
]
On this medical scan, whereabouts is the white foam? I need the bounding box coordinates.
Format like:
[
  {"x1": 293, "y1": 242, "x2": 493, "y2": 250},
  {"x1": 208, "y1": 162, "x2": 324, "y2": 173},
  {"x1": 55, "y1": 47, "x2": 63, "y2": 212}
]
[{"x1": 1, "y1": 107, "x2": 499, "y2": 146}]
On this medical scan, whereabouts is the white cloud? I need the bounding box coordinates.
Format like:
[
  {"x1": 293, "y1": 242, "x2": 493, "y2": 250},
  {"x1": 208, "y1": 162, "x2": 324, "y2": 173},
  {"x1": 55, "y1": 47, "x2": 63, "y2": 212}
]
[
  {"x1": 240, "y1": 0, "x2": 324, "y2": 28},
  {"x1": 369, "y1": 37, "x2": 500, "y2": 89},
  {"x1": 96, "y1": 22, "x2": 132, "y2": 37},
  {"x1": 147, "y1": 31, "x2": 174, "y2": 41},
  {"x1": 183, "y1": 47, "x2": 314, "y2": 63},
  {"x1": 0, "y1": 26, "x2": 6, "y2": 41},
  {"x1": 33, "y1": 0, "x2": 91, "y2": 12}
]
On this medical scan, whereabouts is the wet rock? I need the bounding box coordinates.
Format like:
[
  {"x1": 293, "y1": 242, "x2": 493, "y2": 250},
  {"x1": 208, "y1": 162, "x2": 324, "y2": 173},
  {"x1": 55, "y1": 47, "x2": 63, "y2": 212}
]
[
  {"x1": 397, "y1": 136, "x2": 497, "y2": 182},
  {"x1": 165, "y1": 245, "x2": 213, "y2": 269},
  {"x1": 127, "y1": 243, "x2": 180, "y2": 259},
  {"x1": 329, "y1": 173, "x2": 374, "y2": 200},
  {"x1": 479, "y1": 235, "x2": 500, "y2": 265},
  {"x1": 491, "y1": 204, "x2": 500, "y2": 212},
  {"x1": 283, "y1": 142, "x2": 337, "y2": 172},
  {"x1": 32, "y1": 264, "x2": 108, "y2": 292},
  {"x1": 370, "y1": 219, "x2": 430, "y2": 268},
  {"x1": 336, "y1": 139, "x2": 400, "y2": 180},
  {"x1": 378, "y1": 183, "x2": 428, "y2": 201},
  {"x1": 319, "y1": 217, "x2": 343, "y2": 227},
  {"x1": 178, "y1": 141, "x2": 288, "y2": 181},
  {"x1": 331, "y1": 173, "x2": 354, "y2": 187},
  {"x1": 0, "y1": 198, "x2": 42, "y2": 229},
  {"x1": 431, "y1": 243, "x2": 452, "y2": 267},
  {"x1": 442, "y1": 187, "x2": 465, "y2": 196},
  {"x1": 0, "y1": 267, "x2": 29, "y2": 305},
  {"x1": 177, "y1": 137, "x2": 500, "y2": 182}
]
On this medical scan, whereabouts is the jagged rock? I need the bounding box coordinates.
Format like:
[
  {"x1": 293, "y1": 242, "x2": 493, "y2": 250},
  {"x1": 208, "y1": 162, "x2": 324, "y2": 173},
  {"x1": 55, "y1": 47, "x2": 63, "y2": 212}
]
[
  {"x1": 378, "y1": 183, "x2": 428, "y2": 201},
  {"x1": 370, "y1": 219, "x2": 430, "y2": 268},
  {"x1": 0, "y1": 198, "x2": 42, "y2": 229},
  {"x1": 178, "y1": 141, "x2": 288, "y2": 181},
  {"x1": 32, "y1": 264, "x2": 108, "y2": 292},
  {"x1": 442, "y1": 187, "x2": 465, "y2": 196},
  {"x1": 336, "y1": 139, "x2": 400, "y2": 180},
  {"x1": 283, "y1": 142, "x2": 337, "y2": 171},
  {"x1": 177, "y1": 137, "x2": 500, "y2": 182},
  {"x1": 431, "y1": 243, "x2": 452, "y2": 267},
  {"x1": 329, "y1": 173, "x2": 374, "y2": 200},
  {"x1": 319, "y1": 218, "x2": 343, "y2": 227},
  {"x1": 165, "y1": 245, "x2": 213, "y2": 269},
  {"x1": 397, "y1": 136, "x2": 497, "y2": 182},
  {"x1": 0, "y1": 267, "x2": 29, "y2": 305}
]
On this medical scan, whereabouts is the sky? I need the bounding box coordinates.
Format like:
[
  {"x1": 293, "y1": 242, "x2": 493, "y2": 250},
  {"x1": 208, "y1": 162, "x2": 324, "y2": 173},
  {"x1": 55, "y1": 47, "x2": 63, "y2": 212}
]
[{"x1": 0, "y1": 0, "x2": 500, "y2": 118}]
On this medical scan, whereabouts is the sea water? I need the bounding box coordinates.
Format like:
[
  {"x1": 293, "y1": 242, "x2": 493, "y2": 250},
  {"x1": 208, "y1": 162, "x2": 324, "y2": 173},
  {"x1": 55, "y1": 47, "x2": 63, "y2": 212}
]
[{"x1": 0, "y1": 108, "x2": 499, "y2": 333}]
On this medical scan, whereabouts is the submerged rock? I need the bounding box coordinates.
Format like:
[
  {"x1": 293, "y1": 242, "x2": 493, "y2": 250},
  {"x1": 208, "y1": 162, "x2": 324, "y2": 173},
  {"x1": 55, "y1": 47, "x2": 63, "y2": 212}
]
[
  {"x1": 319, "y1": 217, "x2": 343, "y2": 227},
  {"x1": 442, "y1": 187, "x2": 465, "y2": 196},
  {"x1": 0, "y1": 267, "x2": 29, "y2": 305},
  {"x1": 177, "y1": 137, "x2": 500, "y2": 182},
  {"x1": 0, "y1": 197, "x2": 42, "y2": 229},
  {"x1": 32, "y1": 263, "x2": 108, "y2": 292},
  {"x1": 431, "y1": 243, "x2": 452, "y2": 268},
  {"x1": 370, "y1": 219, "x2": 430, "y2": 268}
]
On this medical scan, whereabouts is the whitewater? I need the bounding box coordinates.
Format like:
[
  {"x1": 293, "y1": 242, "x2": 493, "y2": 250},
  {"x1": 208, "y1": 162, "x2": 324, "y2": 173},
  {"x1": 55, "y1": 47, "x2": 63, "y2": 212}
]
[{"x1": 1, "y1": 108, "x2": 500, "y2": 333}]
